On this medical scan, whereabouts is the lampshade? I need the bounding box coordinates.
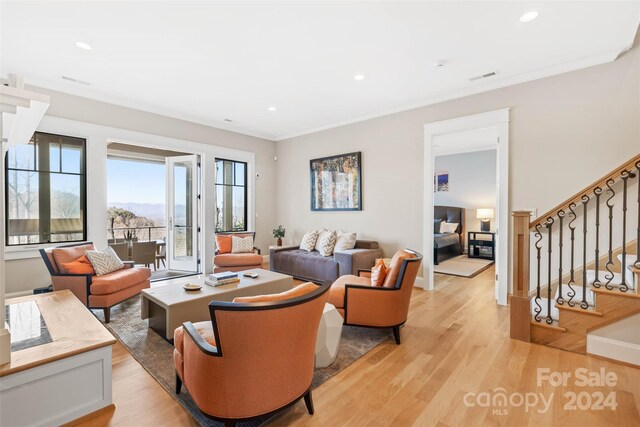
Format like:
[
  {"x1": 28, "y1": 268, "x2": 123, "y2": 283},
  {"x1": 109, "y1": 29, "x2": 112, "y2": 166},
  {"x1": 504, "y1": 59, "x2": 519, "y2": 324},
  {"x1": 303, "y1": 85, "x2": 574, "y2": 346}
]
[{"x1": 476, "y1": 208, "x2": 494, "y2": 219}]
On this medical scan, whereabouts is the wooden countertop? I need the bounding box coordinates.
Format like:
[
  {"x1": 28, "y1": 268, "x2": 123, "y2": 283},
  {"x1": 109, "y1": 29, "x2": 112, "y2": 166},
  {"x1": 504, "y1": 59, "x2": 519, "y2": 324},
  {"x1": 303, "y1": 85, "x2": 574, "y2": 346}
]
[{"x1": 0, "y1": 290, "x2": 116, "y2": 377}]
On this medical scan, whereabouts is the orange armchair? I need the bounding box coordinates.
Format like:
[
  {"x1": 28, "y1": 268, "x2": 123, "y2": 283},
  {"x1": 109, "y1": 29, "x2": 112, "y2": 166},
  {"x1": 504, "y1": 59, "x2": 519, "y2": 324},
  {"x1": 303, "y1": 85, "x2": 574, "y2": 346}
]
[
  {"x1": 39, "y1": 242, "x2": 150, "y2": 322},
  {"x1": 213, "y1": 231, "x2": 262, "y2": 273},
  {"x1": 328, "y1": 249, "x2": 422, "y2": 344},
  {"x1": 173, "y1": 282, "x2": 330, "y2": 426}
]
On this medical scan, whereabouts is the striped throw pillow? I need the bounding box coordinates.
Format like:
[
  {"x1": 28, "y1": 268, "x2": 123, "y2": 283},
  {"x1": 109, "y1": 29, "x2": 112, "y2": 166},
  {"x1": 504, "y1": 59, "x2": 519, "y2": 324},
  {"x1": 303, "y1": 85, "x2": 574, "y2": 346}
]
[
  {"x1": 85, "y1": 246, "x2": 125, "y2": 276},
  {"x1": 317, "y1": 230, "x2": 337, "y2": 257},
  {"x1": 299, "y1": 231, "x2": 319, "y2": 252},
  {"x1": 231, "y1": 236, "x2": 254, "y2": 253}
]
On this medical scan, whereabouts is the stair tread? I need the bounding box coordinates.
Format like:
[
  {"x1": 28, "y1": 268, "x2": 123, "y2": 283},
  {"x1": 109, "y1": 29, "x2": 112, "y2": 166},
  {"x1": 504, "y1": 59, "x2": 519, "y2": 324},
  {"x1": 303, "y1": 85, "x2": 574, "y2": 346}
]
[
  {"x1": 530, "y1": 319, "x2": 566, "y2": 332},
  {"x1": 592, "y1": 287, "x2": 640, "y2": 299},
  {"x1": 555, "y1": 303, "x2": 604, "y2": 316}
]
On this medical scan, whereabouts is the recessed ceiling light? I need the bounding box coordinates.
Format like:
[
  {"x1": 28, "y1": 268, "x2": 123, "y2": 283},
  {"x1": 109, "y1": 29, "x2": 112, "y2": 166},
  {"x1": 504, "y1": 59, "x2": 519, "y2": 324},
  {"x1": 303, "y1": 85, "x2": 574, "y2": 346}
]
[
  {"x1": 267, "y1": 105, "x2": 277, "y2": 112},
  {"x1": 75, "y1": 41, "x2": 93, "y2": 51},
  {"x1": 354, "y1": 74, "x2": 365, "y2": 81},
  {"x1": 519, "y1": 11, "x2": 539, "y2": 23}
]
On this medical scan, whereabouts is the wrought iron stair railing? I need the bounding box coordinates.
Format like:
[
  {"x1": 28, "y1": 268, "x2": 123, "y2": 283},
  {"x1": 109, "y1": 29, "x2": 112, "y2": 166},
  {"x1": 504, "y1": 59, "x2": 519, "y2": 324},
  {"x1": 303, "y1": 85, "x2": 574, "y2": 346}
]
[{"x1": 511, "y1": 153, "x2": 640, "y2": 337}]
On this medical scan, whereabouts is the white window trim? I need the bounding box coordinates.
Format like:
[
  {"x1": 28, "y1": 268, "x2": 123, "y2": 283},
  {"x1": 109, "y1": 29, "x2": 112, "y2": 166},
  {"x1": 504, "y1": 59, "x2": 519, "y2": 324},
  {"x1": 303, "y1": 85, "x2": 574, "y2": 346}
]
[{"x1": 4, "y1": 116, "x2": 257, "y2": 276}]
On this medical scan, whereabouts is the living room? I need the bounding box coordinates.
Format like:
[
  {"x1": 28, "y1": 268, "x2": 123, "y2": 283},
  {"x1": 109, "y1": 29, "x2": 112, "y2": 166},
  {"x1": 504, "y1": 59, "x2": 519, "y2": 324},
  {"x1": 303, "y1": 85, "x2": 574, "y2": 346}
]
[{"x1": 1, "y1": 1, "x2": 639, "y2": 426}]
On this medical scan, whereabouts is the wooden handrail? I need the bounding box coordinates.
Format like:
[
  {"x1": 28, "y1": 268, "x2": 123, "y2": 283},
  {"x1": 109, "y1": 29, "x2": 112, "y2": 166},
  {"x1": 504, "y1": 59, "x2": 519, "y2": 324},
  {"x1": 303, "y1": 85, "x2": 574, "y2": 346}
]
[{"x1": 530, "y1": 153, "x2": 640, "y2": 229}]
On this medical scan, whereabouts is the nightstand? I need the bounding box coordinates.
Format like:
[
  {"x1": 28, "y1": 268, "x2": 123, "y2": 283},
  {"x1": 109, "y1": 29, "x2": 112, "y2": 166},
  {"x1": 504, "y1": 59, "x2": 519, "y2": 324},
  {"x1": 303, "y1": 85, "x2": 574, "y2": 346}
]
[{"x1": 467, "y1": 231, "x2": 495, "y2": 261}]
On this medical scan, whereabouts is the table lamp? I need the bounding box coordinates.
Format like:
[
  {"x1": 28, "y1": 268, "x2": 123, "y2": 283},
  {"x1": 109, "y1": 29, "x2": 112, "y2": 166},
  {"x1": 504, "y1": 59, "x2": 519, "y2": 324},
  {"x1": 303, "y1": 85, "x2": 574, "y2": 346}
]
[{"x1": 477, "y1": 208, "x2": 494, "y2": 232}]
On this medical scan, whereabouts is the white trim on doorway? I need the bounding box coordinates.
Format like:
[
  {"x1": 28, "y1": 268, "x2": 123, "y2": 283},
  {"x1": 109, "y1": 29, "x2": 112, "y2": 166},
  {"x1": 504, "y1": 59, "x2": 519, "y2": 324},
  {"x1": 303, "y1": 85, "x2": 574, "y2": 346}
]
[{"x1": 423, "y1": 109, "x2": 510, "y2": 305}]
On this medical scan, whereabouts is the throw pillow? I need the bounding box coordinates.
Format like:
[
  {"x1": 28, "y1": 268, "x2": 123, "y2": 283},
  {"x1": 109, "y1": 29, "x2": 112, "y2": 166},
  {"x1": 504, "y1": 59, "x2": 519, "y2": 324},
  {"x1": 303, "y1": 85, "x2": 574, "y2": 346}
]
[
  {"x1": 371, "y1": 258, "x2": 388, "y2": 287},
  {"x1": 215, "y1": 234, "x2": 232, "y2": 254},
  {"x1": 314, "y1": 228, "x2": 329, "y2": 251},
  {"x1": 440, "y1": 222, "x2": 459, "y2": 233},
  {"x1": 334, "y1": 231, "x2": 357, "y2": 252},
  {"x1": 61, "y1": 255, "x2": 96, "y2": 275},
  {"x1": 85, "y1": 246, "x2": 125, "y2": 276},
  {"x1": 434, "y1": 219, "x2": 443, "y2": 234},
  {"x1": 231, "y1": 235, "x2": 254, "y2": 253},
  {"x1": 317, "y1": 230, "x2": 337, "y2": 257},
  {"x1": 233, "y1": 282, "x2": 318, "y2": 303},
  {"x1": 299, "y1": 230, "x2": 319, "y2": 252}
]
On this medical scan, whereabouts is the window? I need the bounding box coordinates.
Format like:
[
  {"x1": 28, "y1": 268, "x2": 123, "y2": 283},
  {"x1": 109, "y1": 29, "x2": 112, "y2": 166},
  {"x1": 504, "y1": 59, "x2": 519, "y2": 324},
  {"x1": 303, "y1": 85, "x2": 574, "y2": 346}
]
[
  {"x1": 5, "y1": 132, "x2": 87, "y2": 246},
  {"x1": 215, "y1": 158, "x2": 247, "y2": 232}
]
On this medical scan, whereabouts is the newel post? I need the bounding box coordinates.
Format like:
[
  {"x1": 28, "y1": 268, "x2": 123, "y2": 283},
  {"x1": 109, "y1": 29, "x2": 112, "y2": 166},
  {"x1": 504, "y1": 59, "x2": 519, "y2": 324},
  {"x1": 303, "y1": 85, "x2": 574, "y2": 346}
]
[{"x1": 510, "y1": 210, "x2": 532, "y2": 342}]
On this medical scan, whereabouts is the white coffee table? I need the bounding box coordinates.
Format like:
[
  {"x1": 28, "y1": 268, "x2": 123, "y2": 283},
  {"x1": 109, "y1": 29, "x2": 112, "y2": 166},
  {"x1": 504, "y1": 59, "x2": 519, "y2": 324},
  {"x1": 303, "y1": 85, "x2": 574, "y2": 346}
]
[
  {"x1": 140, "y1": 268, "x2": 293, "y2": 340},
  {"x1": 315, "y1": 303, "x2": 344, "y2": 368}
]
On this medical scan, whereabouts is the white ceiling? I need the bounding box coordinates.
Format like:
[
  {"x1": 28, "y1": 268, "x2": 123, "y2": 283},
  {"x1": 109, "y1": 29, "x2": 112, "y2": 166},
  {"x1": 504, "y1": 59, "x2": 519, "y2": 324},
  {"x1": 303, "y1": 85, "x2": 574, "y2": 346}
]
[
  {"x1": 1, "y1": 1, "x2": 638, "y2": 141},
  {"x1": 434, "y1": 127, "x2": 497, "y2": 156}
]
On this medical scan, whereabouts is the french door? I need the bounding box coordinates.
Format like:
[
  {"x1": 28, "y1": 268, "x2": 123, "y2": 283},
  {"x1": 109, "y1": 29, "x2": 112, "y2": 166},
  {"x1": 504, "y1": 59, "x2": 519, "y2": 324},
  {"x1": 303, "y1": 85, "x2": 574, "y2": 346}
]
[{"x1": 166, "y1": 155, "x2": 200, "y2": 272}]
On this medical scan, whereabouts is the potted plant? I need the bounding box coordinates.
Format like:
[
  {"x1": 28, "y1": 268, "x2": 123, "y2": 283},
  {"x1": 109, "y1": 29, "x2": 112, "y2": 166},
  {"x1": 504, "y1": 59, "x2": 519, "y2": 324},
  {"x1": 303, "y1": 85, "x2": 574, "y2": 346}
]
[{"x1": 272, "y1": 225, "x2": 286, "y2": 246}]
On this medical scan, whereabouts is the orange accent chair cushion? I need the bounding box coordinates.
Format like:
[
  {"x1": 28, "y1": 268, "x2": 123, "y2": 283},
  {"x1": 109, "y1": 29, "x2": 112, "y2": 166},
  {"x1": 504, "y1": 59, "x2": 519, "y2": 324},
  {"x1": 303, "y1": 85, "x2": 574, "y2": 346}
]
[
  {"x1": 174, "y1": 320, "x2": 217, "y2": 355},
  {"x1": 213, "y1": 253, "x2": 263, "y2": 267},
  {"x1": 383, "y1": 250, "x2": 416, "y2": 288},
  {"x1": 52, "y1": 243, "x2": 96, "y2": 273},
  {"x1": 328, "y1": 274, "x2": 371, "y2": 308},
  {"x1": 61, "y1": 255, "x2": 96, "y2": 275},
  {"x1": 371, "y1": 258, "x2": 388, "y2": 287},
  {"x1": 232, "y1": 282, "x2": 318, "y2": 303},
  {"x1": 91, "y1": 267, "x2": 151, "y2": 295},
  {"x1": 215, "y1": 234, "x2": 233, "y2": 254}
]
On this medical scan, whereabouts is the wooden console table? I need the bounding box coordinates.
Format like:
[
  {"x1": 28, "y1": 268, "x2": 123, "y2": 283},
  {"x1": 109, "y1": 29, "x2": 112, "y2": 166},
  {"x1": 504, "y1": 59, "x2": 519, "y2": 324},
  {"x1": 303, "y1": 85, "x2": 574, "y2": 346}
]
[{"x1": 0, "y1": 290, "x2": 116, "y2": 426}]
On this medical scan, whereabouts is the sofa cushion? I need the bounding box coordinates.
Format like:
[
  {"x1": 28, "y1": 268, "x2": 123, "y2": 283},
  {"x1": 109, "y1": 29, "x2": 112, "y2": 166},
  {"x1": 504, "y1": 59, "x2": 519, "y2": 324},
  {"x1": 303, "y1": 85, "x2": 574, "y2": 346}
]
[
  {"x1": 233, "y1": 282, "x2": 317, "y2": 303},
  {"x1": 174, "y1": 321, "x2": 216, "y2": 355},
  {"x1": 91, "y1": 267, "x2": 151, "y2": 295},
  {"x1": 328, "y1": 274, "x2": 371, "y2": 308},
  {"x1": 334, "y1": 231, "x2": 357, "y2": 252},
  {"x1": 52, "y1": 243, "x2": 96, "y2": 273},
  {"x1": 215, "y1": 234, "x2": 232, "y2": 254},
  {"x1": 271, "y1": 249, "x2": 338, "y2": 283},
  {"x1": 214, "y1": 253, "x2": 262, "y2": 267},
  {"x1": 383, "y1": 250, "x2": 416, "y2": 288},
  {"x1": 61, "y1": 255, "x2": 95, "y2": 275}
]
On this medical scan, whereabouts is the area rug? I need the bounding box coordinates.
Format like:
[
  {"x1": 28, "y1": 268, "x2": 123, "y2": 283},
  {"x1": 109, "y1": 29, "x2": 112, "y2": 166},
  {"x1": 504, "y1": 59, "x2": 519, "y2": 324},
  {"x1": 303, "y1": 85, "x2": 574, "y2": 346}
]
[
  {"x1": 99, "y1": 296, "x2": 391, "y2": 426},
  {"x1": 434, "y1": 255, "x2": 494, "y2": 277}
]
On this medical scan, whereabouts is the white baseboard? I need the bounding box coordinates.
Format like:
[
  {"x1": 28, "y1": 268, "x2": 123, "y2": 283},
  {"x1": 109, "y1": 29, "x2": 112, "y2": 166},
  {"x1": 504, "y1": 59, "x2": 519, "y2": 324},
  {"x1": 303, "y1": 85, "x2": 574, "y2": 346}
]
[
  {"x1": 414, "y1": 276, "x2": 425, "y2": 289},
  {"x1": 262, "y1": 255, "x2": 270, "y2": 265}
]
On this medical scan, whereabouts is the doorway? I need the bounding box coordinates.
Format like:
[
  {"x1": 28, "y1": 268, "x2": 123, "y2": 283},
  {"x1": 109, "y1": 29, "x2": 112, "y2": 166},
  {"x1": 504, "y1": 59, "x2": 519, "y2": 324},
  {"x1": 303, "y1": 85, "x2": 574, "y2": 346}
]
[
  {"x1": 423, "y1": 109, "x2": 509, "y2": 305},
  {"x1": 107, "y1": 142, "x2": 201, "y2": 280}
]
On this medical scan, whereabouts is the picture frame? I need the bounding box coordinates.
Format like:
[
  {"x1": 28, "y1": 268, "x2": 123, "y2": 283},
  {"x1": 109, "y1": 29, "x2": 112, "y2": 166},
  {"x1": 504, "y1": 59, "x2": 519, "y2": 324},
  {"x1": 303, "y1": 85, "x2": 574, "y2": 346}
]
[{"x1": 310, "y1": 151, "x2": 362, "y2": 211}]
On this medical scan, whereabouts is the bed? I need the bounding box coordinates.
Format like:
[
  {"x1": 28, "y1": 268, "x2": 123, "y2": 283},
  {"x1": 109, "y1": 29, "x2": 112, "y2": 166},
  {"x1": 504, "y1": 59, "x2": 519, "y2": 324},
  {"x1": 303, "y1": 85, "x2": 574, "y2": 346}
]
[{"x1": 434, "y1": 206, "x2": 465, "y2": 265}]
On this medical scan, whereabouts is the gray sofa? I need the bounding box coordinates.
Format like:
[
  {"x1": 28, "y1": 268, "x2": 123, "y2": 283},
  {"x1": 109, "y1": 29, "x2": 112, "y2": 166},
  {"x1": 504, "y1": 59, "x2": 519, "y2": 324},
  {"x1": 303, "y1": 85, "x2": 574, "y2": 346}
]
[{"x1": 269, "y1": 240, "x2": 383, "y2": 284}]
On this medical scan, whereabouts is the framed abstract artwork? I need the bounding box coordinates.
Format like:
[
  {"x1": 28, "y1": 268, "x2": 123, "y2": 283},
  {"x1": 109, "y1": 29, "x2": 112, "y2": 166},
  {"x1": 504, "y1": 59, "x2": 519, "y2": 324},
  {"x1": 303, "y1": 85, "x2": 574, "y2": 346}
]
[{"x1": 310, "y1": 151, "x2": 362, "y2": 211}]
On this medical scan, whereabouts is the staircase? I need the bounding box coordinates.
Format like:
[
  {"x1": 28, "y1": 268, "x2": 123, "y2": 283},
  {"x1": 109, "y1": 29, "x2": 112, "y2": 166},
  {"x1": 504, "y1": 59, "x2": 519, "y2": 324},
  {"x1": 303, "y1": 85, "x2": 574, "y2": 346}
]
[{"x1": 510, "y1": 154, "x2": 640, "y2": 366}]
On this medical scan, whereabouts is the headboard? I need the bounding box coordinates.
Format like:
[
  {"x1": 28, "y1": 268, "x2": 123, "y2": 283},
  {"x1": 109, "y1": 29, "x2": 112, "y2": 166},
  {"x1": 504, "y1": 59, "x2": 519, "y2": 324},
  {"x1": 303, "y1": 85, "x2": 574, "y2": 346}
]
[{"x1": 434, "y1": 205, "x2": 465, "y2": 246}]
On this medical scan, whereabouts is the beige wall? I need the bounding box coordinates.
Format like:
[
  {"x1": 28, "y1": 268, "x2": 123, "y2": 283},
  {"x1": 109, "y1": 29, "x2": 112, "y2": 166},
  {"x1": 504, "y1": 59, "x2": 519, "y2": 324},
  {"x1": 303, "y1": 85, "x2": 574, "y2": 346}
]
[
  {"x1": 6, "y1": 87, "x2": 277, "y2": 294},
  {"x1": 275, "y1": 43, "x2": 639, "y2": 272}
]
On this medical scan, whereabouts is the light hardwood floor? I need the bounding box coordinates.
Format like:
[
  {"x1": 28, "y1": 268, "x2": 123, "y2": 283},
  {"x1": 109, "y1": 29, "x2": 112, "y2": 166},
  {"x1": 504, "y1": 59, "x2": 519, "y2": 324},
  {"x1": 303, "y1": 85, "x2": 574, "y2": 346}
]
[{"x1": 75, "y1": 267, "x2": 640, "y2": 426}]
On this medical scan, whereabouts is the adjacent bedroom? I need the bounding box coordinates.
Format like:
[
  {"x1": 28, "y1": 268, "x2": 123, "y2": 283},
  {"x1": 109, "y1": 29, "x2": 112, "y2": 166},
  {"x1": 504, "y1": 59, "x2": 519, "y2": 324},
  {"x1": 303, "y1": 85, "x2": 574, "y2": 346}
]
[{"x1": 432, "y1": 130, "x2": 498, "y2": 278}]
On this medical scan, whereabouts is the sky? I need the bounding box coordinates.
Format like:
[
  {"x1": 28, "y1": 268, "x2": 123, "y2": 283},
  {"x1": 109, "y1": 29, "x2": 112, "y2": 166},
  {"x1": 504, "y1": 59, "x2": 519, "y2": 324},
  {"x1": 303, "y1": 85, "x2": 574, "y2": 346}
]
[{"x1": 107, "y1": 158, "x2": 166, "y2": 204}]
